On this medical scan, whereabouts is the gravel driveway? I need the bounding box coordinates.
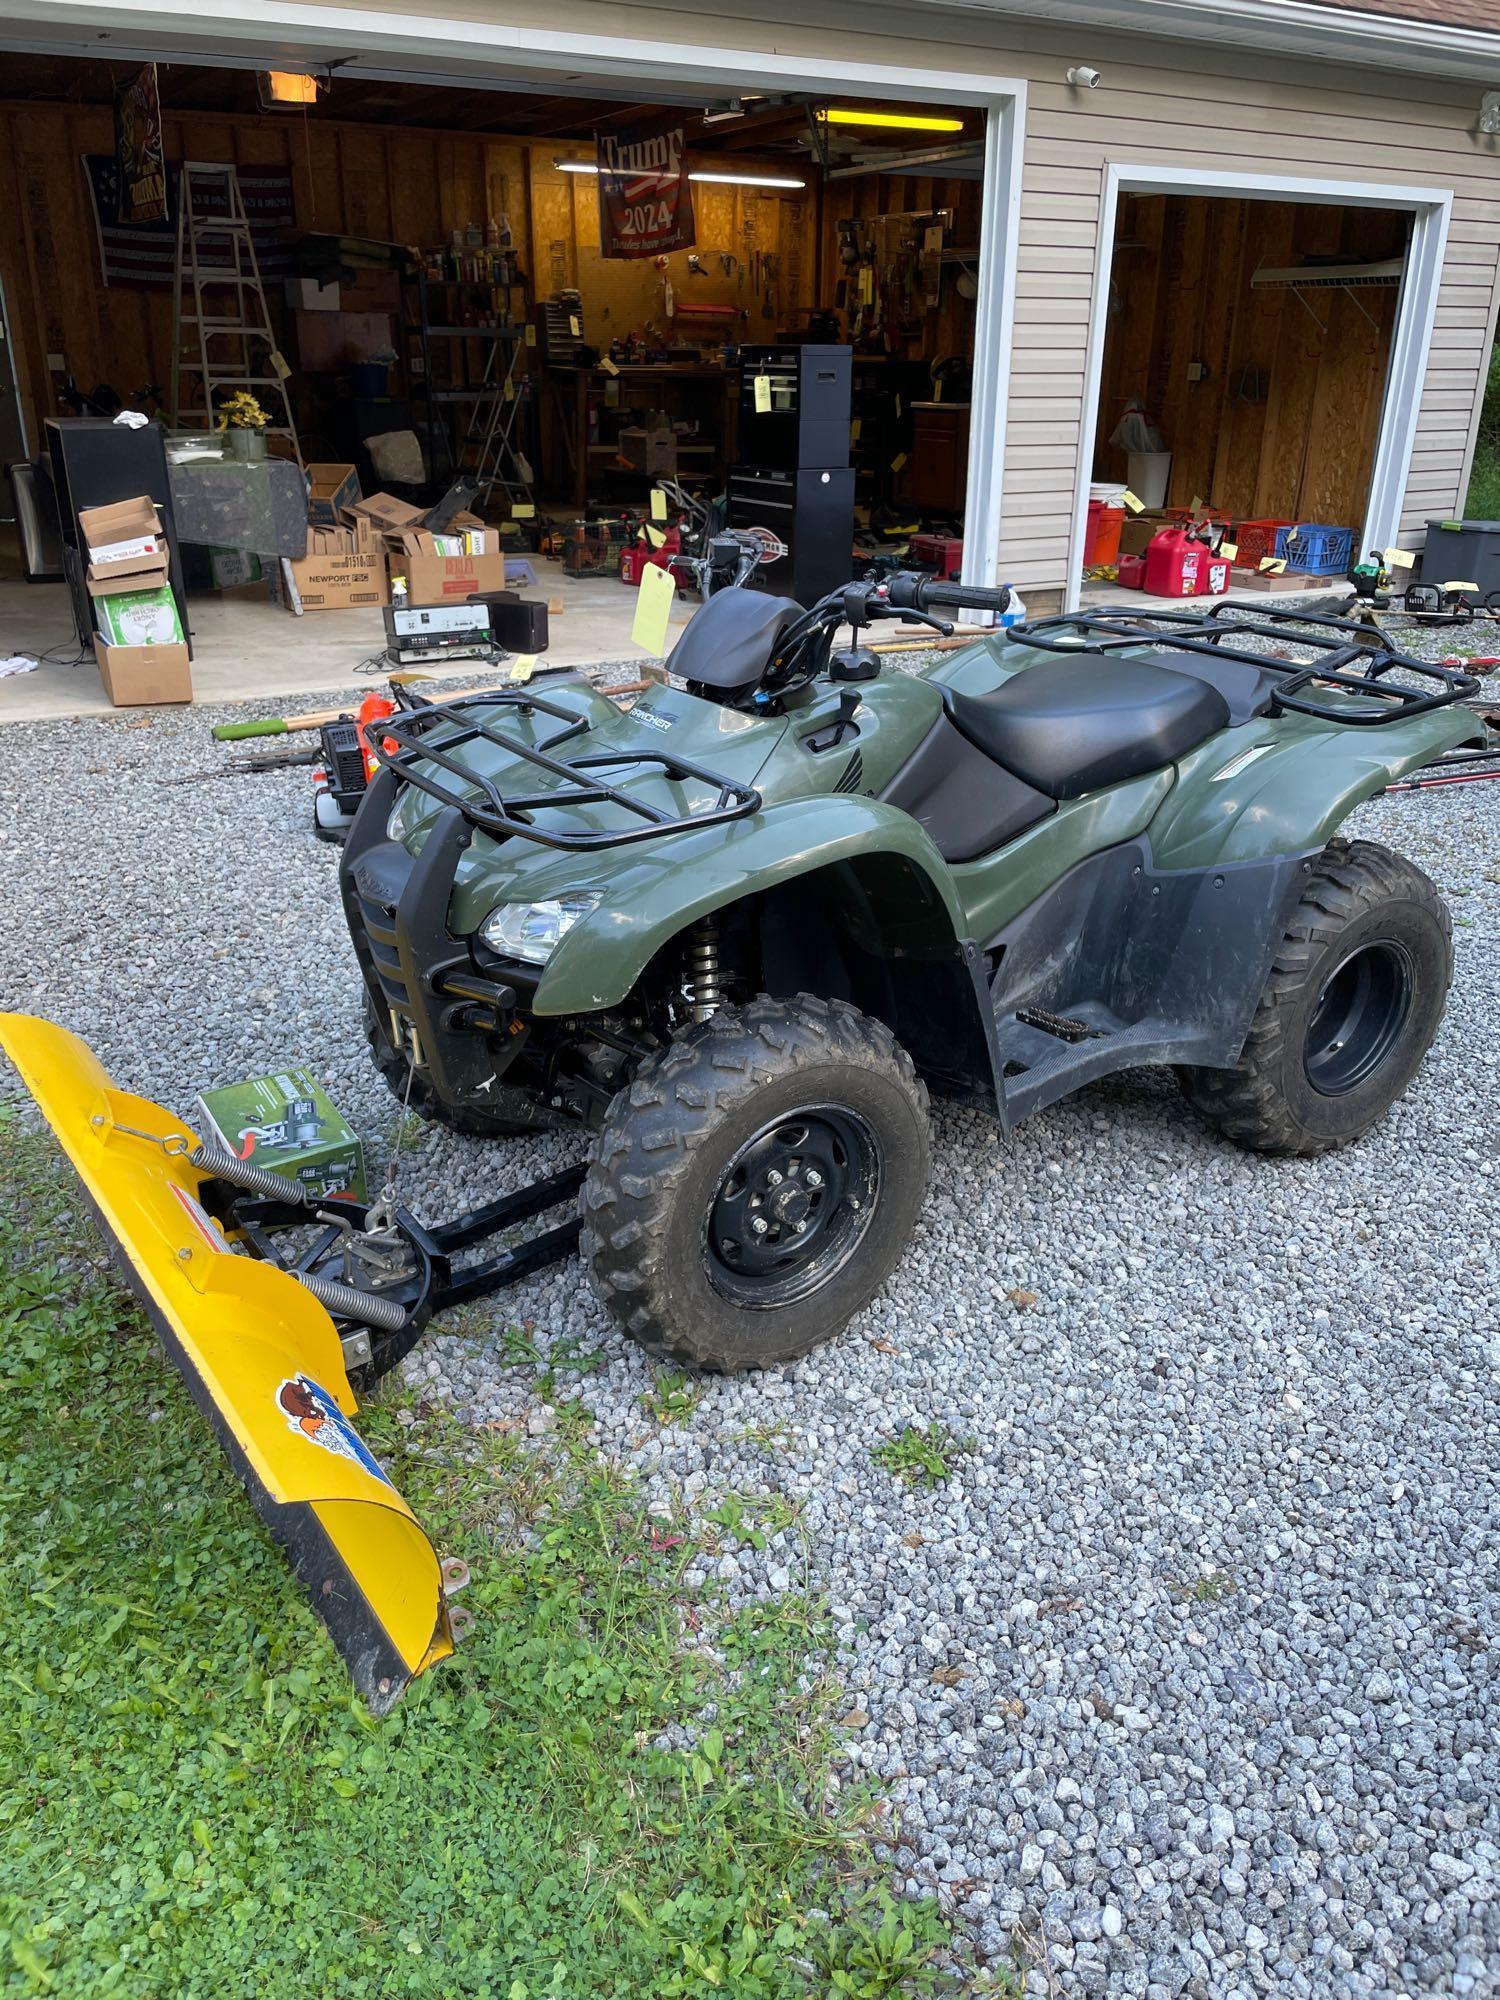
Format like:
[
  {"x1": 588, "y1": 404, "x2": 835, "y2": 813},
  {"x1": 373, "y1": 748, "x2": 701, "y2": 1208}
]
[{"x1": 1, "y1": 644, "x2": 1496, "y2": 1999}]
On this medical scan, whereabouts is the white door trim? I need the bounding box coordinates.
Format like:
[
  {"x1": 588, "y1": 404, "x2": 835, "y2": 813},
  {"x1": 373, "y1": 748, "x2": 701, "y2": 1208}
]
[
  {"x1": 1068, "y1": 161, "x2": 1454, "y2": 609},
  {"x1": 4, "y1": 0, "x2": 1026, "y2": 590}
]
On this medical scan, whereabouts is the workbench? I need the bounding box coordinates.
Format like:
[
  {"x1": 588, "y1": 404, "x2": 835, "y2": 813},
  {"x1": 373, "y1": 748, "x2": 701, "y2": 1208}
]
[{"x1": 550, "y1": 363, "x2": 739, "y2": 507}]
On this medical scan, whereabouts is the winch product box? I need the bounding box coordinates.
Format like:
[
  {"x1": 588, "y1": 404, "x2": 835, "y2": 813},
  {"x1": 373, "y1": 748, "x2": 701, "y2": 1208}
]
[{"x1": 194, "y1": 1068, "x2": 366, "y2": 1200}]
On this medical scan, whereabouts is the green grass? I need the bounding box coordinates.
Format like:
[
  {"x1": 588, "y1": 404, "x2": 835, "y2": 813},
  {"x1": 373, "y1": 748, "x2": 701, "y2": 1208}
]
[
  {"x1": 0, "y1": 1109, "x2": 960, "y2": 2000},
  {"x1": 1462, "y1": 341, "x2": 1500, "y2": 518},
  {"x1": 870, "y1": 1427, "x2": 971, "y2": 1489}
]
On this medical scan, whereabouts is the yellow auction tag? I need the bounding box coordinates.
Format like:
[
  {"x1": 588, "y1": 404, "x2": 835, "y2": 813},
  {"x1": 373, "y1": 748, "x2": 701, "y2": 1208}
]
[
  {"x1": 644, "y1": 524, "x2": 666, "y2": 549},
  {"x1": 568, "y1": 314, "x2": 580, "y2": 338},
  {"x1": 1190, "y1": 493, "x2": 1204, "y2": 513},
  {"x1": 509, "y1": 655, "x2": 536, "y2": 683},
  {"x1": 1121, "y1": 490, "x2": 1144, "y2": 514},
  {"x1": 890, "y1": 451, "x2": 907, "y2": 473},
  {"x1": 650, "y1": 488, "x2": 668, "y2": 522},
  {"x1": 600, "y1": 355, "x2": 619, "y2": 376},
  {"x1": 1220, "y1": 541, "x2": 1239, "y2": 562},
  {"x1": 1442, "y1": 580, "x2": 1480, "y2": 592},
  {"x1": 504, "y1": 378, "x2": 515, "y2": 401},
  {"x1": 1259, "y1": 557, "x2": 1287, "y2": 574},
  {"x1": 1384, "y1": 547, "x2": 1417, "y2": 568},
  {"x1": 524, "y1": 323, "x2": 537, "y2": 347},
  {"x1": 858, "y1": 267, "x2": 874, "y2": 304},
  {"x1": 511, "y1": 502, "x2": 535, "y2": 520},
  {"x1": 268, "y1": 349, "x2": 292, "y2": 382},
  {"x1": 754, "y1": 375, "x2": 772, "y2": 413},
  {"x1": 850, "y1": 418, "x2": 862, "y2": 443},
  {"x1": 631, "y1": 560, "x2": 676, "y2": 657}
]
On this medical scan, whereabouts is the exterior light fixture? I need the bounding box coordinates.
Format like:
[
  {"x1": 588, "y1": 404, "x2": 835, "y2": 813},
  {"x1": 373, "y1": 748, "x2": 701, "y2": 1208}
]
[
  {"x1": 1066, "y1": 66, "x2": 1102, "y2": 89},
  {"x1": 259, "y1": 70, "x2": 320, "y2": 107}
]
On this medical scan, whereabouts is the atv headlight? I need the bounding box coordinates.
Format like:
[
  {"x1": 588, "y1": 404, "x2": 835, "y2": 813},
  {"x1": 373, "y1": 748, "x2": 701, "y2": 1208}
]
[
  {"x1": 479, "y1": 892, "x2": 601, "y2": 965},
  {"x1": 386, "y1": 787, "x2": 413, "y2": 843}
]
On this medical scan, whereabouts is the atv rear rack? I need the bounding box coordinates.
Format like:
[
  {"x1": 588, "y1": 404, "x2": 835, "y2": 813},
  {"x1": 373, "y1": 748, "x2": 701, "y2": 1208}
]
[
  {"x1": 1013, "y1": 606, "x2": 1480, "y2": 725},
  {"x1": 370, "y1": 686, "x2": 761, "y2": 850}
]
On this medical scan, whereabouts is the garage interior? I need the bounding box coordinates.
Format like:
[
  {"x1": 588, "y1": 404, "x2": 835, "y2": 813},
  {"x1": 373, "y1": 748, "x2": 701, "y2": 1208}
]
[
  {"x1": 1082, "y1": 190, "x2": 1408, "y2": 609},
  {"x1": 0, "y1": 53, "x2": 989, "y2": 716}
]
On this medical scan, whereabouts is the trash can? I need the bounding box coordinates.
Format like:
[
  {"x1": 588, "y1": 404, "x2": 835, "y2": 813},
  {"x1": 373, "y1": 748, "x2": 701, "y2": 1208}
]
[{"x1": 1128, "y1": 452, "x2": 1172, "y2": 509}]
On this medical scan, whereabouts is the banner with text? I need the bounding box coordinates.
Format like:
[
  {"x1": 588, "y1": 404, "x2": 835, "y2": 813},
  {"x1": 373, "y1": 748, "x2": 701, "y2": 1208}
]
[{"x1": 595, "y1": 116, "x2": 695, "y2": 261}]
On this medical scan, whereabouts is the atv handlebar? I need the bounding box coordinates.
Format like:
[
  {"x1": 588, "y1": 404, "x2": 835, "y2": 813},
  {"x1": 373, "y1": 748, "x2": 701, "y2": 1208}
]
[{"x1": 884, "y1": 575, "x2": 1013, "y2": 617}]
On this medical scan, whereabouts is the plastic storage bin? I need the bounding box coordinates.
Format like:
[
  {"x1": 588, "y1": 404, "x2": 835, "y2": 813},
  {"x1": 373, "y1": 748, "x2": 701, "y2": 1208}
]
[
  {"x1": 1274, "y1": 524, "x2": 1353, "y2": 575},
  {"x1": 1230, "y1": 518, "x2": 1292, "y2": 569},
  {"x1": 1423, "y1": 520, "x2": 1500, "y2": 595}
]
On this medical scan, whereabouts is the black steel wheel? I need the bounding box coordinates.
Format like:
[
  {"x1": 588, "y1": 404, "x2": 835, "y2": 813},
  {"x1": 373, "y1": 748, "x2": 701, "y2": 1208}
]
[
  {"x1": 1303, "y1": 940, "x2": 1413, "y2": 1096},
  {"x1": 583, "y1": 995, "x2": 929, "y2": 1371},
  {"x1": 1178, "y1": 839, "x2": 1451, "y2": 1155},
  {"x1": 707, "y1": 1106, "x2": 881, "y2": 1309}
]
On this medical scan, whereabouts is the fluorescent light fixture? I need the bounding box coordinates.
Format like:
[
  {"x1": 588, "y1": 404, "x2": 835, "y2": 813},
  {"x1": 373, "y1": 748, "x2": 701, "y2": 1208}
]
[
  {"x1": 555, "y1": 161, "x2": 805, "y2": 188},
  {"x1": 260, "y1": 69, "x2": 319, "y2": 106},
  {"x1": 819, "y1": 108, "x2": 964, "y2": 133}
]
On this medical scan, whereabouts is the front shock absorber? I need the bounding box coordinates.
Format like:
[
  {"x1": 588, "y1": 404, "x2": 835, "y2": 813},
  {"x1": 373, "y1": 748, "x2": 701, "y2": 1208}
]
[{"x1": 685, "y1": 917, "x2": 722, "y2": 1024}]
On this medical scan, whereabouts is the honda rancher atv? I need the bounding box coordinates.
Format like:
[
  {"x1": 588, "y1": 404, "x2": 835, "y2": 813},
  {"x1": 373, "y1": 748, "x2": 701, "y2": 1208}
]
[
  {"x1": 342, "y1": 580, "x2": 1483, "y2": 1372},
  {"x1": 4, "y1": 581, "x2": 1484, "y2": 1711}
]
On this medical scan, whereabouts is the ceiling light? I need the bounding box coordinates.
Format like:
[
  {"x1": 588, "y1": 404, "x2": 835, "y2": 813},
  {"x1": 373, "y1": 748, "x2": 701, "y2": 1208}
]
[
  {"x1": 259, "y1": 70, "x2": 319, "y2": 107},
  {"x1": 555, "y1": 161, "x2": 805, "y2": 188},
  {"x1": 818, "y1": 108, "x2": 964, "y2": 133}
]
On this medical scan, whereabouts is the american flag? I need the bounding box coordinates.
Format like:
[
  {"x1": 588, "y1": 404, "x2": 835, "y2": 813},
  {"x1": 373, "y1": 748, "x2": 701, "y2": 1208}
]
[{"x1": 83, "y1": 155, "x2": 297, "y2": 290}]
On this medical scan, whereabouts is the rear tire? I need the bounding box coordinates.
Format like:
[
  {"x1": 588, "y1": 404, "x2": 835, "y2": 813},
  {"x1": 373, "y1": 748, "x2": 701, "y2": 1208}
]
[
  {"x1": 582, "y1": 995, "x2": 930, "y2": 1371},
  {"x1": 362, "y1": 994, "x2": 556, "y2": 1139},
  {"x1": 1177, "y1": 838, "x2": 1451, "y2": 1155}
]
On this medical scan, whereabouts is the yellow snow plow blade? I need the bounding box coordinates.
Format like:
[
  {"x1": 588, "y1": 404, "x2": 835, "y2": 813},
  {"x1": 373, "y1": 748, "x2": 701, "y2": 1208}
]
[{"x1": 0, "y1": 1012, "x2": 454, "y2": 1714}]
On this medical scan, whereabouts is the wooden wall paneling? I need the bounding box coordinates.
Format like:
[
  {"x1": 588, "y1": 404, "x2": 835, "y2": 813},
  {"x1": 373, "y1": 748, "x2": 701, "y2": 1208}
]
[
  {"x1": 337, "y1": 126, "x2": 395, "y2": 240},
  {"x1": 386, "y1": 132, "x2": 441, "y2": 247},
  {"x1": 1, "y1": 111, "x2": 49, "y2": 447},
  {"x1": 1211, "y1": 201, "x2": 1294, "y2": 517},
  {"x1": 1251, "y1": 204, "x2": 1340, "y2": 517}
]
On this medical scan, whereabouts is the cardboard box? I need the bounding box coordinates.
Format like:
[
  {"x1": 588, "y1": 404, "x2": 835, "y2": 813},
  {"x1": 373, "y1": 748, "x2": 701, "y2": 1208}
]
[
  {"x1": 93, "y1": 637, "x2": 192, "y2": 707},
  {"x1": 194, "y1": 1068, "x2": 365, "y2": 1201},
  {"x1": 346, "y1": 491, "x2": 427, "y2": 538},
  {"x1": 286, "y1": 277, "x2": 340, "y2": 312},
  {"x1": 390, "y1": 528, "x2": 509, "y2": 603},
  {"x1": 285, "y1": 517, "x2": 390, "y2": 611},
  {"x1": 306, "y1": 462, "x2": 361, "y2": 526},
  {"x1": 618, "y1": 427, "x2": 678, "y2": 476},
  {"x1": 1117, "y1": 510, "x2": 1173, "y2": 559},
  {"x1": 78, "y1": 496, "x2": 169, "y2": 586}
]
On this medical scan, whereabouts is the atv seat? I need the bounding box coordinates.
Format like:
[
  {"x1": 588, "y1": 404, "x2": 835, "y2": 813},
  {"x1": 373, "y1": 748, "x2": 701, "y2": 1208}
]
[{"x1": 946, "y1": 655, "x2": 1232, "y2": 800}]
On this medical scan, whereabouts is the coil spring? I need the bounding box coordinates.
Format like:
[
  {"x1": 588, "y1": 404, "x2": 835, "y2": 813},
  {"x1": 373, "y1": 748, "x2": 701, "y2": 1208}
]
[
  {"x1": 295, "y1": 1270, "x2": 410, "y2": 1334},
  {"x1": 190, "y1": 1142, "x2": 314, "y2": 1207},
  {"x1": 686, "y1": 919, "x2": 722, "y2": 1025}
]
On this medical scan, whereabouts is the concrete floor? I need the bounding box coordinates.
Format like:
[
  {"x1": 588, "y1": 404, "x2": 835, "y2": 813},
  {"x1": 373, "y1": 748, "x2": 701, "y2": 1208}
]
[{"x1": 0, "y1": 561, "x2": 686, "y2": 724}]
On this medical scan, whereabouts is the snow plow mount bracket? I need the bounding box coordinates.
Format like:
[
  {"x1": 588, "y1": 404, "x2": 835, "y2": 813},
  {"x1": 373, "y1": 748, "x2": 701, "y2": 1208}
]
[{"x1": 199, "y1": 1160, "x2": 588, "y2": 1381}]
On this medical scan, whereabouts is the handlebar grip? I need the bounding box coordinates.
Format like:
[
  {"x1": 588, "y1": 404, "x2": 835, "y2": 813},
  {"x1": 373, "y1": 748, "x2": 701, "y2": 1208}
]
[{"x1": 918, "y1": 579, "x2": 1013, "y2": 614}]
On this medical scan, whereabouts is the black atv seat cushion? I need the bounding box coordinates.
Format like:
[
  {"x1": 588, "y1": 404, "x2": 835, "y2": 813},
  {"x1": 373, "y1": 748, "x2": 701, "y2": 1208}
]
[
  {"x1": 666, "y1": 586, "x2": 806, "y2": 698},
  {"x1": 946, "y1": 656, "x2": 1231, "y2": 801}
]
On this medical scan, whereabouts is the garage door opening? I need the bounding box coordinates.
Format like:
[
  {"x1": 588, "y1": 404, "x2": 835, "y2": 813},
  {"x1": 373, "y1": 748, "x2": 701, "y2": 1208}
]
[
  {"x1": 1079, "y1": 188, "x2": 1413, "y2": 612},
  {"x1": 0, "y1": 40, "x2": 1018, "y2": 718}
]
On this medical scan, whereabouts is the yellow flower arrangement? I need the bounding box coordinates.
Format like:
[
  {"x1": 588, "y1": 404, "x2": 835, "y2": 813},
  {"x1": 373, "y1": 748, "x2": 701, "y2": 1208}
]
[{"x1": 218, "y1": 391, "x2": 270, "y2": 431}]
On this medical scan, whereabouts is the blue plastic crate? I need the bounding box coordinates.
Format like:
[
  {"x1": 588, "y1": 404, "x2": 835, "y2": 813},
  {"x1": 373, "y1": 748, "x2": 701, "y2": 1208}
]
[{"x1": 1274, "y1": 523, "x2": 1353, "y2": 575}]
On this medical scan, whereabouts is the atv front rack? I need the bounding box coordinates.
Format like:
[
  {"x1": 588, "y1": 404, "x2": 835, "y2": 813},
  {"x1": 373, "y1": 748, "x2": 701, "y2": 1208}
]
[
  {"x1": 1013, "y1": 606, "x2": 1481, "y2": 725},
  {"x1": 371, "y1": 686, "x2": 761, "y2": 850}
]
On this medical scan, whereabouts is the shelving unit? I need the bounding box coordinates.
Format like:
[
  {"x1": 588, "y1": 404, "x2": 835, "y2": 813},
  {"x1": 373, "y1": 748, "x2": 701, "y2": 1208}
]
[{"x1": 400, "y1": 265, "x2": 536, "y2": 507}]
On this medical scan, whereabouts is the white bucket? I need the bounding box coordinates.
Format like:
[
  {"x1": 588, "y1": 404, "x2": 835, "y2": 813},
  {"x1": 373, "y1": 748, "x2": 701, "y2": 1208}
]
[
  {"x1": 1089, "y1": 480, "x2": 1128, "y2": 505},
  {"x1": 1127, "y1": 452, "x2": 1172, "y2": 509}
]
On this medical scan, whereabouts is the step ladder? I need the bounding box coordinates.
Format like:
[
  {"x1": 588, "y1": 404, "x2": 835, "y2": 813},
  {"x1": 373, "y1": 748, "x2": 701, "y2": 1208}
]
[
  {"x1": 452, "y1": 334, "x2": 534, "y2": 510},
  {"x1": 169, "y1": 161, "x2": 302, "y2": 464}
]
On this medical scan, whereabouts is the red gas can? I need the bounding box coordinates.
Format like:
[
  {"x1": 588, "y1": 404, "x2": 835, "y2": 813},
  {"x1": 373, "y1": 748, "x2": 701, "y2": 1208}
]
[{"x1": 1143, "y1": 528, "x2": 1229, "y2": 599}]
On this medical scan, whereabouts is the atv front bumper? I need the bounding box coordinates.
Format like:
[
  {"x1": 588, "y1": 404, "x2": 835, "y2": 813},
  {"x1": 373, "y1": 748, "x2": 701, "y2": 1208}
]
[
  {"x1": 0, "y1": 1011, "x2": 459, "y2": 1714},
  {"x1": 341, "y1": 772, "x2": 536, "y2": 1111}
]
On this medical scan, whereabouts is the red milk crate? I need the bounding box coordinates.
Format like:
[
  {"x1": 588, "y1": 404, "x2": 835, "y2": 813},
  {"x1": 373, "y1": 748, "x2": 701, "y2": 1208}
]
[{"x1": 1230, "y1": 519, "x2": 1293, "y2": 570}]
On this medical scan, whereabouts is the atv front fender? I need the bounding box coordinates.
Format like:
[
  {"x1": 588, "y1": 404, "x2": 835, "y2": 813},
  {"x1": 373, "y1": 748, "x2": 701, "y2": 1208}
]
[
  {"x1": 1147, "y1": 706, "x2": 1486, "y2": 871},
  {"x1": 531, "y1": 797, "x2": 970, "y2": 1015}
]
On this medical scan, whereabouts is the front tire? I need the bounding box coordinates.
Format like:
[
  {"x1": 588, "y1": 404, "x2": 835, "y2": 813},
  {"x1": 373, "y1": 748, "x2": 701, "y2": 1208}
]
[
  {"x1": 582, "y1": 996, "x2": 930, "y2": 1371},
  {"x1": 1177, "y1": 838, "x2": 1452, "y2": 1155}
]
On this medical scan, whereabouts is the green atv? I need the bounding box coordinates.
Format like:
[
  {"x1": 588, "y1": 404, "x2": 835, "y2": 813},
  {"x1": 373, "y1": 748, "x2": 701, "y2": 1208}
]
[{"x1": 340, "y1": 577, "x2": 1482, "y2": 1371}]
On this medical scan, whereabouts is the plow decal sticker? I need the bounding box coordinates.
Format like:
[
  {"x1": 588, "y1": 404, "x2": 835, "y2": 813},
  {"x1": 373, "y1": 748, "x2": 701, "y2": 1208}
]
[{"x1": 278, "y1": 1375, "x2": 394, "y2": 1488}]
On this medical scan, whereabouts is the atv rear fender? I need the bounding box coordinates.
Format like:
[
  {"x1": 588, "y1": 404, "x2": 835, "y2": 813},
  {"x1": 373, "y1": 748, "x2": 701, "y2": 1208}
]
[
  {"x1": 1146, "y1": 704, "x2": 1486, "y2": 870},
  {"x1": 534, "y1": 797, "x2": 1006, "y2": 1115}
]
